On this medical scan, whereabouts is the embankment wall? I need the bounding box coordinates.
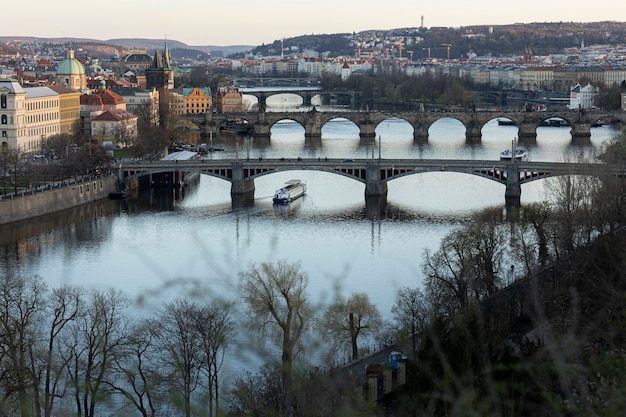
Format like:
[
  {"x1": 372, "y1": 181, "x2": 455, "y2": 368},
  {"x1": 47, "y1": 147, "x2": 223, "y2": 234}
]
[{"x1": 0, "y1": 175, "x2": 118, "y2": 225}]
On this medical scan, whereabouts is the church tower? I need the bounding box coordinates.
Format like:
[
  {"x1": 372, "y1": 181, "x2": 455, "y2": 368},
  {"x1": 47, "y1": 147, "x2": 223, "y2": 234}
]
[{"x1": 145, "y1": 45, "x2": 172, "y2": 91}]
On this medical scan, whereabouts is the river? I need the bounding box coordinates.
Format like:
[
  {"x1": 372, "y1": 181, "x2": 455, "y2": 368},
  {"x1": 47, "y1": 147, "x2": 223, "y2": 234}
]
[{"x1": 0, "y1": 115, "x2": 620, "y2": 373}]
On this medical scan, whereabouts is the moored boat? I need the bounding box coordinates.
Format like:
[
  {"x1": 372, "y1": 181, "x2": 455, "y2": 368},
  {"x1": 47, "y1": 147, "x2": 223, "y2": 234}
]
[
  {"x1": 273, "y1": 179, "x2": 306, "y2": 204},
  {"x1": 108, "y1": 189, "x2": 130, "y2": 199}
]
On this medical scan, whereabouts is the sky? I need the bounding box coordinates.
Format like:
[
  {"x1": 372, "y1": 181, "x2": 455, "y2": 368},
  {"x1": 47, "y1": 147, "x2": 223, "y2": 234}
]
[{"x1": 8, "y1": 0, "x2": 623, "y2": 46}]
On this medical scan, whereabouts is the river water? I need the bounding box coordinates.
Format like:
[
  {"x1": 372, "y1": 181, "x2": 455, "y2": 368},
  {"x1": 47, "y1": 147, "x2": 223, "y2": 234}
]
[{"x1": 0, "y1": 115, "x2": 620, "y2": 373}]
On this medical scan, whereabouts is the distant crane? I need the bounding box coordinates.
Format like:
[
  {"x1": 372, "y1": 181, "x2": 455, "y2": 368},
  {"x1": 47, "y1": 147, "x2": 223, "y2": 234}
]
[{"x1": 408, "y1": 50, "x2": 413, "y2": 62}]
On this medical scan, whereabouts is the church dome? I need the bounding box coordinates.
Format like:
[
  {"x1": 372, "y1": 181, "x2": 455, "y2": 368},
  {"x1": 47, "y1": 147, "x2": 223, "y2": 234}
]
[{"x1": 56, "y1": 50, "x2": 86, "y2": 76}]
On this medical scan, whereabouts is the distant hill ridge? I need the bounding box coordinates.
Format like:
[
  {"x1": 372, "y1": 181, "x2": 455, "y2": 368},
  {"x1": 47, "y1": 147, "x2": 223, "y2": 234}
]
[{"x1": 0, "y1": 36, "x2": 252, "y2": 56}]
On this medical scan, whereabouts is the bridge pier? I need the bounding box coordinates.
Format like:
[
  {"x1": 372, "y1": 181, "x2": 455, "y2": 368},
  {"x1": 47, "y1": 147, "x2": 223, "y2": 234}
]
[
  {"x1": 365, "y1": 164, "x2": 388, "y2": 218},
  {"x1": 304, "y1": 107, "x2": 323, "y2": 138},
  {"x1": 365, "y1": 195, "x2": 387, "y2": 219},
  {"x1": 465, "y1": 118, "x2": 482, "y2": 144},
  {"x1": 571, "y1": 122, "x2": 592, "y2": 145},
  {"x1": 412, "y1": 119, "x2": 429, "y2": 143},
  {"x1": 518, "y1": 122, "x2": 538, "y2": 141},
  {"x1": 231, "y1": 162, "x2": 256, "y2": 208},
  {"x1": 505, "y1": 164, "x2": 521, "y2": 212}
]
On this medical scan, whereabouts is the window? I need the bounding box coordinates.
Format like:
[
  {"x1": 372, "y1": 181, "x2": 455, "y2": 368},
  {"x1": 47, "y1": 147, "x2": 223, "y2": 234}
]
[
  {"x1": 2, "y1": 131, "x2": 6, "y2": 137},
  {"x1": 1, "y1": 115, "x2": 6, "y2": 124},
  {"x1": 0, "y1": 95, "x2": 5, "y2": 108}
]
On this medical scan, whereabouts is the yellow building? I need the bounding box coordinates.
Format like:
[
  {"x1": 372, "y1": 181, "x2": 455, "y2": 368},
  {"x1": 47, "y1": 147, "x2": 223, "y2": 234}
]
[
  {"x1": 49, "y1": 85, "x2": 81, "y2": 135},
  {"x1": 182, "y1": 87, "x2": 212, "y2": 114}
]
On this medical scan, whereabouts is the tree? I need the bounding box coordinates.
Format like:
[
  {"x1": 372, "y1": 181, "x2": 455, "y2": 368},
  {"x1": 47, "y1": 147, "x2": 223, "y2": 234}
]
[
  {"x1": 423, "y1": 210, "x2": 506, "y2": 317},
  {"x1": 108, "y1": 320, "x2": 162, "y2": 417},
  {"x1": 391, "y1": 287, "x2": 430, "y2": 359},
  {"x1": 132, "y1": 125, "x2": 169, "y2": 159},
  {"x1": 40, "y1": 285, "x2": 84, "y2": 417},
  {"x1": 240, "y1": 260, "x2": 311, "y2": 392},
  {"x1": 194, "y1": 301, "x2": 236, "y2": 417},
  {"x1": 149, "y1": 298, "x2": 203, "y2": 417},
  {"x1": 66, "y1": 288, "x2": 130, "y2": 417},
  {"x1": 0, "y1": 274, "x2": 46, "y2": 417},
  {"x1": 319, "y1": 292, "x2": 382, "y2": 360}
]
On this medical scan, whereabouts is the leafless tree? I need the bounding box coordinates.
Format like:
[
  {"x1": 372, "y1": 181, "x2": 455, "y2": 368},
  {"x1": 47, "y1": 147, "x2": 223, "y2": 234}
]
[
  {"x1": 0, "y1": 274, "x2": 46, "y2": 417},
  {"x1": 107, "y1": 321, "x2": 162, "y2": 417},
  {"x1": 149, "y1": 298, "x2": 203, "y2": 417},
  {"x1": 423, "y1": 210, "x2": 506, "y2": 317},
  {"x1": 39, "y1": 285, "x2": 84, "y2": 417},
  {"x1": 65, "y1": 288, "x2": 130, "y2": 417},
  {"x1": 194, "y1": 301, "x2": 236, "y2": 417},
  {"x1": 391, "y1": 286, "x2": 430, "y2": 359}
]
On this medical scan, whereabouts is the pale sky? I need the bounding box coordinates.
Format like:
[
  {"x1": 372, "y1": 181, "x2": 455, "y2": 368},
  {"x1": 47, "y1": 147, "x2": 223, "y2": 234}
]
[{"x1": 8, "y1": 0, "x2": 623, "y2": 46}]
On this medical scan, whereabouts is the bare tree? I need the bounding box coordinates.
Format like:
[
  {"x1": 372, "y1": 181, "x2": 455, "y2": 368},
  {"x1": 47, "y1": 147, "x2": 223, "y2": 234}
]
[
  {"x1": 239, "y1": 260, "x2": 311, "y2": 392},
  {"x1": 194, "y1": 301, "x2": 236, "y2": 417},
  {"x1": 423, "y1": 211, "x2": 506, "y2": 317},
  {"x1": 107, "y1": 321, "x2": 162, "y2": 417},
  {"x1": 0, "y1": 274, "x2": 46, "y2": 417},
  {"x1": 114, "y1": 121, "x2": 136, "y2": 150},
  {"x1": 149, "y1": 298, "x2": 203, "y2": 417},
  {"x1": 319, "y1": 292, "x2": 382, "y2": 360},
  {"x1": 391, "y1": 287, "x2": 430, "y2": 359},
  {"x1": 66, "y1": 288, "x2": 130, "y2": 417},
  {"x1": 39, "y1": 285, "x2": 84, "y2": 417}
]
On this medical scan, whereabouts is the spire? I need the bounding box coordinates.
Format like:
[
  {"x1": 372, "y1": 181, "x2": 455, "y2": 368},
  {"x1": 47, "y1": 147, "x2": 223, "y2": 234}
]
[
  {"x1": 163, "y1": 37, "x2": 171, "y2": 69},
  {"x1": 152, "y1": 47, "x2": 163, "y2": 69}
]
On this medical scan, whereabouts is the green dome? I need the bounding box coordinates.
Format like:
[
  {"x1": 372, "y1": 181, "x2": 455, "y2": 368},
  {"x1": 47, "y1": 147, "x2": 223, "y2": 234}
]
[{"x1": 56, "y1": 50, "x2": 85, "y2": 76}]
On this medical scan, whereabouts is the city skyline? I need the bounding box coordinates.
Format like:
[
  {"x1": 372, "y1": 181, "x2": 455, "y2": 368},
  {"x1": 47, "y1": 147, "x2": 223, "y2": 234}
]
[{"x1": 7, "y1": 0, "x2": 623, "y2": 47}]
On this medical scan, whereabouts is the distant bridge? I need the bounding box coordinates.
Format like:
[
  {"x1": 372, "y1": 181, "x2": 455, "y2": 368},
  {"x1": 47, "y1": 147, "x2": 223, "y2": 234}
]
[
  {"x1": 189, "y1": 107, "x2": 625, "y2": 145},
  {"x1": 118, "y1": 157, "x2": 624, "y2": 217}
]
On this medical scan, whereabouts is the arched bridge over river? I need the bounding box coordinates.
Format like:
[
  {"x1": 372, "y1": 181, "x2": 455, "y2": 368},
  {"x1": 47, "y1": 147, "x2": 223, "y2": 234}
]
[
  {"x1": 118, "y1": 158, "x2": 624, "y2": 217},
  {"x1": 190, "y1": 108, "x2": 625, "y2": 145}
]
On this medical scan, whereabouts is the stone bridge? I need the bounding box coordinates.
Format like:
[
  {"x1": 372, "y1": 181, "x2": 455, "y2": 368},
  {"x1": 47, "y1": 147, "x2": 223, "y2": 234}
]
[
  {"x1": 118, "y1": 158, "x2": 624, "y2": 217},
  {"x1": 189, "y1": 108, "x2": 625, "y2": 145}
]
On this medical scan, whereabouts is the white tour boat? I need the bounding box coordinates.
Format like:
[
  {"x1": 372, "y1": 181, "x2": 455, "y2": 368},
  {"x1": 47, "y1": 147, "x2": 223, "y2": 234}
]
[
  {"x1": 273, "y1": 179, "x2": 306, "y2": 204},
  {"x1": 500, "y1": 139, "x2": 528, "y2": 161}
]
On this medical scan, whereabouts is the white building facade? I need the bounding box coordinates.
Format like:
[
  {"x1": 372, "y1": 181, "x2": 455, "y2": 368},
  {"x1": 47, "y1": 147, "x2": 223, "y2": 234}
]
[{"x1": 0, "y1": 79, "x2": 60, "y2": 154}]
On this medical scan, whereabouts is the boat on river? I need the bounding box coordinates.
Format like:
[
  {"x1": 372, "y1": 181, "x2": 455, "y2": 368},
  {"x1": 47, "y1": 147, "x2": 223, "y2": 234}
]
[
  {"x1": 500, "y1": 148, "x2": 528, "y2": 161},
  {"x1": 273, "y1": 179, "x2": 306, "y2": 204}
]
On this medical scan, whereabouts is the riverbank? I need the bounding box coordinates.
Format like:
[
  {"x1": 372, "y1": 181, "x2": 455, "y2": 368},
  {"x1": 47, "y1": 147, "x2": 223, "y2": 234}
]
[{"x1": 0, "y1": 175, "x2": 118, "y2": 226}]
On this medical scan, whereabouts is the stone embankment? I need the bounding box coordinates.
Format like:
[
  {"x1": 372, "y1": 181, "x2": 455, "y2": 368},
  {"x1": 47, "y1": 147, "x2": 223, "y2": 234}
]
[{"x1": 0, "y1": 175, "x2": 118, "y2": 225}]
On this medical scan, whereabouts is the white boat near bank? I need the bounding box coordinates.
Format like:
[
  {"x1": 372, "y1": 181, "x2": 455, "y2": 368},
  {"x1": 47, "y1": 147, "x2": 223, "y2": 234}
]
[{"x1": 273, "y1": 179, "x2": 306, "y2": 204}]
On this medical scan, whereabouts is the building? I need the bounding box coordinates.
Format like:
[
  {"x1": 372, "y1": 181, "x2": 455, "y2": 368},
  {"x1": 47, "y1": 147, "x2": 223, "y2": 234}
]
[
  {"x1": 215, "y1": 87, "x2": 244, "y2": 113},
  {"x1": 48, "y1": 85, "x2": 81, "y2": 135},
  {"x1": 569, "y1": 83, "x2": 599, "y2": 109},
  {"x1": 55, "y1": 50, "x2": 87, "y2": 92},
  {"x1": 181, "y1": 87, "x2": 212, "y2": 114},
  {"x1": 80, "y1": 84, "x2": 127, "y2": 135},
  {"x1": 115, "y1": 50, "x2": 153, "y2": 74},
  {"x1": 0, "y1": 79, "x2": 61, "y2": 154},
  {"x1": 110, "y1": 86, "x2": 160, "y2": 126},
  {"x1": 90, "y1": 109, "x2": 138, "y2": 147}
]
